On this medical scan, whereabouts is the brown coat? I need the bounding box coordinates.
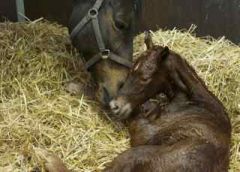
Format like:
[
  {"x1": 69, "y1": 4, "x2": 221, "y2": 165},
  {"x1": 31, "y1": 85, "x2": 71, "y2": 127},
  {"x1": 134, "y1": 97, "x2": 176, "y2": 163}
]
[{"x1": 106, "y1": 34, "x2": 231, "y2": 172}]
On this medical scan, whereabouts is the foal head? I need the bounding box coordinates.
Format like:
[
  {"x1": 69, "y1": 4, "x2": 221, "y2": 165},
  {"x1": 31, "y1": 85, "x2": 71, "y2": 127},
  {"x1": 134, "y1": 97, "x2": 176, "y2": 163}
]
[
  {"x1": 109, "y1": 34, "x2": 176, "y2": 119},
  {"x1": 110, "y1": 35, "x2": 189, "y2": 119}
]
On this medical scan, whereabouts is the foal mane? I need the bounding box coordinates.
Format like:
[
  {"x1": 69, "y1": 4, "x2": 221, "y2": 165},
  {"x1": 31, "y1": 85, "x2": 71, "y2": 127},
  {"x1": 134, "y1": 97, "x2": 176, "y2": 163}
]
[
  {"x1": 171, "y1": 53, "x2": 229, "y2": 121},
  {"x1": 176, "y1": 54, "x2": 209, "y2": 91}
]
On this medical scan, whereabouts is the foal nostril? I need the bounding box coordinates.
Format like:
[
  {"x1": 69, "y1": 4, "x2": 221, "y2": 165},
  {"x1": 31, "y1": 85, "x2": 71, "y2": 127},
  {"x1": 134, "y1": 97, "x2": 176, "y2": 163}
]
[
  {"x1": 111, "y1": 103, "x2": 119, "y2": 110},
  {"x1": 109, "y1": 100, "x2": 121, "y2": 114}
]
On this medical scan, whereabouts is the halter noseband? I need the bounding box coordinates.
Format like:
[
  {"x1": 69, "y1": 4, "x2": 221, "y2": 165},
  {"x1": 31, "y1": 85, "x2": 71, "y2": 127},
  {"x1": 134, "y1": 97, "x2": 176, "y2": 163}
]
[{"x1": 70, "y1": 0, "x2": 133, "y2": 70}]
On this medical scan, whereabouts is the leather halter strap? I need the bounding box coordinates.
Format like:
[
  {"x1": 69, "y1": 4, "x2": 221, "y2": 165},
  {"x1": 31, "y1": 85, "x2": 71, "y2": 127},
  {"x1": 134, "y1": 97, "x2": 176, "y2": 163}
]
[{"x1": 70, "y1": 0, "x2": 133, "y2": 70}]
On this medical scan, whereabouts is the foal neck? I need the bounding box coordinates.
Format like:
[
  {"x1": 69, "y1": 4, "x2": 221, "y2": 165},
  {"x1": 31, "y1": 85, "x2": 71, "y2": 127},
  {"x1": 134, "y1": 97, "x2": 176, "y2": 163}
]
[{"x1": 166, "y1": 53, "x2": 229, "y2": 121}]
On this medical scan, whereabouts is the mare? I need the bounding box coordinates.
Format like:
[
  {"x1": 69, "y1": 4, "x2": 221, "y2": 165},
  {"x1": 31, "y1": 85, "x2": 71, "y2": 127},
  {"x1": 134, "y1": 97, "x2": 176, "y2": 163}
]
[{"x1": 68, "y1": 0, "x2": 142, "y2": 105}]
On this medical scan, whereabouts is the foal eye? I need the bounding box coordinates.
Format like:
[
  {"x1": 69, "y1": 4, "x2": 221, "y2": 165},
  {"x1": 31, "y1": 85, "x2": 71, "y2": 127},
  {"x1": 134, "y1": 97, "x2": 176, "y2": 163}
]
[{"x1": 141, "y1": 77, "x2": 151, "y2": 84}]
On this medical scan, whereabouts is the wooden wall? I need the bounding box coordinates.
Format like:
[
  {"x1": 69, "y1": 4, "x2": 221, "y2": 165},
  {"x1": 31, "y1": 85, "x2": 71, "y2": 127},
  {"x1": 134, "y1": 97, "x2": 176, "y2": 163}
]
[
  {"x1": 139, "y1": 0, "x2": 240, "y2": 43},
  {"x1": 0, "y1": 0, "x2": 17, "y2": 21},
  {"x1": 1, "y1": 0, "x2": 239, "y2": 43},
  {"x1": 24, "y1": 0, "x2": 72, "y2": 26}
]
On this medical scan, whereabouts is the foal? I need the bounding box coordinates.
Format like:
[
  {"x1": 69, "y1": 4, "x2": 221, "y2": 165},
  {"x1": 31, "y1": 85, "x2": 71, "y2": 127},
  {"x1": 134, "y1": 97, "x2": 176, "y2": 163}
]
[
  {"x1": 107, "y1": 33, "x2": 232, "y2": 172},
  {"x1": 37, "y1": 34, "x2": 231, "y2": 172}
]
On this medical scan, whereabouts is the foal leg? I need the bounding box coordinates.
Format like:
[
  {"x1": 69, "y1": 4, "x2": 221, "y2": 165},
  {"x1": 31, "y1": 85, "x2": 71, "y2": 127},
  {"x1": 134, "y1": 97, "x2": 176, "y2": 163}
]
[
  {"x1": 103, "y1": 145, "x2": 163, "y2": 172},
  {"x1": 34, "y1": 148, "x2": 70, "y2": 172},
  {"x1": 103, "y1": 141, "x2": 220, "y2": 172}
]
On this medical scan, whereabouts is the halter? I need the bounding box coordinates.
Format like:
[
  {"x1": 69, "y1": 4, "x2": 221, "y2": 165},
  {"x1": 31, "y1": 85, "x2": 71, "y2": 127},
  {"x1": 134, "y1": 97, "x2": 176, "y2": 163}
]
[{"x1": 70, "y1": 0, "x2": 133, "y2": 70}]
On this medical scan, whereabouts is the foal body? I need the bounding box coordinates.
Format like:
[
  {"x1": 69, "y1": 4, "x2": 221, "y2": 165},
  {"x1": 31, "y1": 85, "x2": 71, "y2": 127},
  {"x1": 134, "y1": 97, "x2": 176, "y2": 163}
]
[{"x1": 107, "y1": 43, "x2": 231, "y2": 171}]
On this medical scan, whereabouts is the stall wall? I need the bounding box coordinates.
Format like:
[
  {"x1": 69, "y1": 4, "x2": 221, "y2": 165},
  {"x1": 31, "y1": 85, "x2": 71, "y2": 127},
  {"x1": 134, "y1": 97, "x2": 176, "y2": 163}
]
[
  {"x1": 140, "y1": 0, "x2": 240, "y2": 43},
  {"x1": 0, "y1": 0, "x2": 17, "y2": 21},
  {"x1": 1, "y1": 0, "x2": 239, "y2": 43}
]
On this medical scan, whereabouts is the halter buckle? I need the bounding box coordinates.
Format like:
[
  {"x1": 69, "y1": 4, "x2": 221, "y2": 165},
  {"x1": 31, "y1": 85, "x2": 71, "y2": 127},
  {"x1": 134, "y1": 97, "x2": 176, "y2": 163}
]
[
  {"x1": 101, "y1": 49, "x2": 110, "y2": 59},
  {"x1": 88, "y1": 8, "x2": 98, "y2": 18}
]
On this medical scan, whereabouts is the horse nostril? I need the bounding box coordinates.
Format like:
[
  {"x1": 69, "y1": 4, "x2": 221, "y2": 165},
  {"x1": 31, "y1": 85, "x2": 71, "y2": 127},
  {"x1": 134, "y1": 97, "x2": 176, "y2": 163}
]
[
  {"x1": 118, "y1": 82, "x2": 124, "y2": 91},
  {"x1": 103, "y1": 86, "x2": 112, "y2": 104}
]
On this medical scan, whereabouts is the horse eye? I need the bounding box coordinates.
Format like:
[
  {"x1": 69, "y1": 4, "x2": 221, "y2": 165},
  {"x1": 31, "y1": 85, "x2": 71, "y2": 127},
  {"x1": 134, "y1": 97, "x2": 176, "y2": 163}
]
[{"x1": 114, "y1": 19, "x2": 128, "y2": 30}]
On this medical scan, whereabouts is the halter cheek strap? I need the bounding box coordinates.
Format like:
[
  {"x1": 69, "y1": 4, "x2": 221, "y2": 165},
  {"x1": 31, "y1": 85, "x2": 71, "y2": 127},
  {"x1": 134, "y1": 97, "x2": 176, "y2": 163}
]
[{"x1": 70, "y1": 0, "x2": 133, "y2": 70}]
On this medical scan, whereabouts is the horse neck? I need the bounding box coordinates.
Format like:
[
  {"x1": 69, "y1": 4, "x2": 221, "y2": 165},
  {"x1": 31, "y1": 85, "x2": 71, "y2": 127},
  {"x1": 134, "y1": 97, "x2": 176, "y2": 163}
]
[{"x1": 168, "y1": 54, "x2": 227, "y2": 117}]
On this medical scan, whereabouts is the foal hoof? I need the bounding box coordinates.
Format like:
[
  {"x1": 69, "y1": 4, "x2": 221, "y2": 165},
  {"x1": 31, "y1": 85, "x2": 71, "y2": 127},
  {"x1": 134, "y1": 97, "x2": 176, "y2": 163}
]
[
  {"x1": 34, "y1": 148, "x2": 70, "y2": 172},
  {"x1": 65, "y1": 82, "x2": 83, "y2": 95}
]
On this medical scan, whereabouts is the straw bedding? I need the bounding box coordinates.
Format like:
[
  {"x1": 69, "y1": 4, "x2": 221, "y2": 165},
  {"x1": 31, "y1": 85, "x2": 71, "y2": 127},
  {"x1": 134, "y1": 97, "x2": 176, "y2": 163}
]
[{"x1": 0, "y1": 21, "x2": 239, "y2": 172}]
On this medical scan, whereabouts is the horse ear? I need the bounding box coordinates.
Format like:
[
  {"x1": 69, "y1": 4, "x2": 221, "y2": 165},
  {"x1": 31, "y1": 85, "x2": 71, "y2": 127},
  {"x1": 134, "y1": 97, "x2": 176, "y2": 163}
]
[{"x1": 144, "y1": 31, "x2": 154, "y2": 49}]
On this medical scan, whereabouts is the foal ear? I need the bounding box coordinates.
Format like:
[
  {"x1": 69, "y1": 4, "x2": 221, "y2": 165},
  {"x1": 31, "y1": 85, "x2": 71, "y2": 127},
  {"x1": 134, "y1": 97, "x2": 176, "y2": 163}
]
[
  {"x1": 160, "y1": 46, "x2": 169, "y2": 60},
  {"x1": 157, "y1": 46, "x2": 169, "y2": 63},
  {"x1": 144, "y1": 31, "x2": 154, "y2": 49}
]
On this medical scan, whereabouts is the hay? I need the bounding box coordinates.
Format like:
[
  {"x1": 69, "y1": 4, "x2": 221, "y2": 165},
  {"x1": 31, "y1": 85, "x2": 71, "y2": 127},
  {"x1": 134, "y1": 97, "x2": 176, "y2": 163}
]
[
  {"x1": 0, "y1": 21, "x2": 128, "y2": 172},
  {"x1": 0, "y1": 21, "x2": 239, "y2": 171}
]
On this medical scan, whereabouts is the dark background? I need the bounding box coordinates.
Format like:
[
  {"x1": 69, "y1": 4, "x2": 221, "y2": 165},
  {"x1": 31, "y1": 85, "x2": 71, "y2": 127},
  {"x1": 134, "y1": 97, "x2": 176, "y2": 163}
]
[
  {"x1": 0, "y1": 0, "x2": 239, "y2": 43},
  {"x1": 0, "y1": 0, "x2": 17, "y2": 21}
]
